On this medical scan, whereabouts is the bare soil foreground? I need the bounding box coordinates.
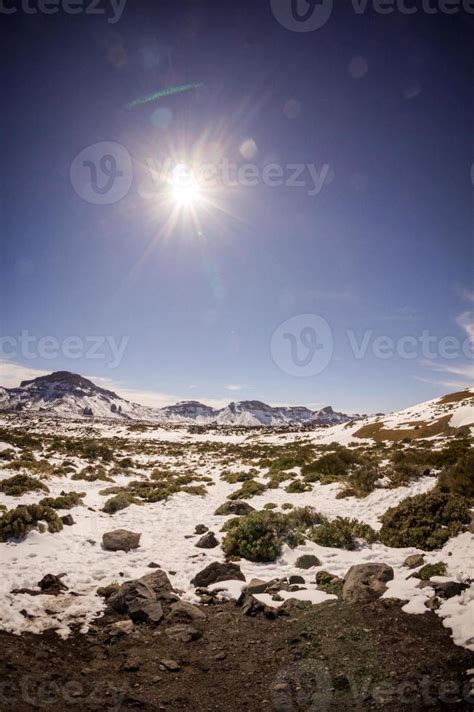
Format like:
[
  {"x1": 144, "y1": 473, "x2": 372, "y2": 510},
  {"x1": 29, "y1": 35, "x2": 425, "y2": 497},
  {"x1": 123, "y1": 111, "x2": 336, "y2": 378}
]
[{"x1": 1, "y1": 599, "x2": 473, "y2": 712}]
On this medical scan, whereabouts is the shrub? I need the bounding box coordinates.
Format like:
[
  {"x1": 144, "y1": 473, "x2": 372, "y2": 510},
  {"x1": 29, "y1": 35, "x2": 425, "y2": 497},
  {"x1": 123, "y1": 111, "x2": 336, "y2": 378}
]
[
  {"x1": 309, "y1": 516, "x2": 377, "y2": 550},
  {"x1": 0, "y1": 474, "x2": 49, "y2": 497},
  {"x1": 0, "y1": 504, "x2": 63, "y2": 541},
  {"x1": 415, "y1": 562, "x2": 447, "y2": 580},
  {"x1": 438, "y1": 451, "x2": 474, "y2": 499},
  {"x1": 102, "y1": 492, "x2": 138, "y2": 514},
  {"x1": 285, "y1": 479, "x2": 311, "y2": 493},
  {"x1": 222, "y1": 510, "x2": 283, "y2": 562},
  {"x1": 39, "y1": 491, "x2": 85, "y2": 509},
  {"x1": 118, "y1": 457, "x2": 134, "y2": 468},
  {"x1": 379, "y1": 491, "x2": 471, "y2": 550},
  {"x1": 222, "y1": 507, "x2": 321, "y2": 562},
  {"x1": 72, "y1": 465, "x2": 111, "y2": 482},
  {"x1": 227, "y1": 480, "x2": 266, "y2": 500},
  {"x1": 338, "y1": 465, "x2": 380, "y2": 498},
  {"x1": 221, "y1": 470, "x2": 256, "y2": 484},
  {"x1": 302, "y1": 447, "x2": 359, "y2": 482}
]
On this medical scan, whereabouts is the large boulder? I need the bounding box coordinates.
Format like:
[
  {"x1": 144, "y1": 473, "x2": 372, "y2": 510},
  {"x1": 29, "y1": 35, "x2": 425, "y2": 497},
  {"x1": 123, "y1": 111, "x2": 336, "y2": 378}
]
[
  {"x1": 195, "y1": 532, "x2": 219, "y2": 549},
  {"x1": 295, "y1": 554, "x2": 321, "y2": 570},
  {"x1": 165, "y1": 624, "x2": 202, "y2": 643},
  {"x1": 167, "y1": 601, "x2": 206, "y2": 624},
  {"x1": 214, "y1": 501, "x2": 255, "y2": 516},
  {"x1": 108, "y1": 570, "x2": 176, "y2": 623},
  {"x1": 102, "y1": 529, "x2": 141, "y2": 552},
  {"x1": 342, "y1": 563, "x2": 394, "y2": 603},
  {"x1": 403, "y1": 554, "x2": 425, "y2": 569},
  {"x1": 191, "y1": 562, "x2": 245, "y2": 588}
]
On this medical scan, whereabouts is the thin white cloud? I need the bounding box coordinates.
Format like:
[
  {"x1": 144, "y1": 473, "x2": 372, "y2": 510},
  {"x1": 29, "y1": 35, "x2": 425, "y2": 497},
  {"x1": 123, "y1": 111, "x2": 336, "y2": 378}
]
[
  {"x1": 0, "y1": 360, "x2": 49, "y2": 388},
  {"x1": 456, "y1": 310, "x2": 474, "y2": 342},
  {"x1": 225, "y1": 384, "x2": 245, "y2": 392}
]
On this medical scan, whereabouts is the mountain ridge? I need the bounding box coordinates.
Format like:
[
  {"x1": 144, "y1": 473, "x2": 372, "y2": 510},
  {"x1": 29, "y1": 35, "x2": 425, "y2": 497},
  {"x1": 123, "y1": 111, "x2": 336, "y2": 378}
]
[{"x1": 0, "y1": 371, "x2": 353, "y2": 426}]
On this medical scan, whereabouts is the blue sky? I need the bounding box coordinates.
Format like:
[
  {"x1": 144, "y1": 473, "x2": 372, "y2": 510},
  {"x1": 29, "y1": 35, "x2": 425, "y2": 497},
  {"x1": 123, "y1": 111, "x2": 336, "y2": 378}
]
[{"x1": 1, "y1": 2, "x2": 472, "y2": 413}]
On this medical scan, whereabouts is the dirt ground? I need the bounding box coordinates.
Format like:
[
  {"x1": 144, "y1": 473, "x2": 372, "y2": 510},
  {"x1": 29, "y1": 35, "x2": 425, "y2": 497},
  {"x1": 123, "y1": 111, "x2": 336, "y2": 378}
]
[{"x1": 1, "y1": 599, "x2": 473, "y2": 711}]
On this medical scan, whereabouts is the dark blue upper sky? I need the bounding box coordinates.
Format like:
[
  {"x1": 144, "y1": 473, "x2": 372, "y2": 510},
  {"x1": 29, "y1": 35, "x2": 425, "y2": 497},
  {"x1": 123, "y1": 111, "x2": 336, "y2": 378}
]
[{"x1": 1, "y1": 0, "x2": 473, "y2": 412}]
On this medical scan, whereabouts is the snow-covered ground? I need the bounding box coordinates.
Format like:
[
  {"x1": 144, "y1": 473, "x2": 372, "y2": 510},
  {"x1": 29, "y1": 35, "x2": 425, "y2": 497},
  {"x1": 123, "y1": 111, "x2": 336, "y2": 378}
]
[{"x1": 0, "y1": 410, "x2": 473, "y2": 653}]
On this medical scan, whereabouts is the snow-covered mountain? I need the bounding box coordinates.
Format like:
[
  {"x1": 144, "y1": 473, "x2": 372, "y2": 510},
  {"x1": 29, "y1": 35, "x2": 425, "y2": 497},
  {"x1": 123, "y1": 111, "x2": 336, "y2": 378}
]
[
  {"x1": 0, "y1": 371, "x2": 156, "y2": 421},
  {"x1": 0, "y1": 371, "x2": 352, "y2": 426}
]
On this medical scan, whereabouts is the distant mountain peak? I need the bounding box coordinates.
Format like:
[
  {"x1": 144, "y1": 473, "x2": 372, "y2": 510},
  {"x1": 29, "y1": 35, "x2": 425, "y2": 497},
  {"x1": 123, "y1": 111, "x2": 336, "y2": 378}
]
[{"x1": 0, "y1": 370, "x2": 352, "y2": 426}]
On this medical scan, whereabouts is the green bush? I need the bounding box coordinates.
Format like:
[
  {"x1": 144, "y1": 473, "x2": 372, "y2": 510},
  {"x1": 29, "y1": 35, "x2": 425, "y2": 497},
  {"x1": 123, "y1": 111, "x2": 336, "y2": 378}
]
[
  {"x1": 222, "y1": 506, "x2": 321, "y2": 562},
  {"x1": 379, "y1": 491, "x2": 471, "y2": 550},
  {"x1": 221, "y1": 470, "x2": 256, "y2": 484},
  {"x1": 338, "y1": 465, "x2": 380, "y2": 498},
  {"x1": 302, "y1": 447, "x2": 359, "y2": 482},
  {"x1": 285, "y1": 479, "x2": 311, "y2": 493},
  {"x1": 39, "y1": 491, "x2": 85, "y2": 509},
  {"x1": 222, "y1": 510, "x2": 283, "y2": 561},
  {"x1": 118, "y1": 457, "x2": 134, "y2": 468},
  {"x1": 228, "y1": 480, "x2": 266, "y2": 500},
  {"x1": 0, "y1": 504, "x2": 63, "y2": 541},
  {"x1": 438, "y1": 451, "x2": 474, "y2": 499},
  {"x1": 309, "y1": 516, "x2": 377, "y2": 550},
  {"x1": 0, "y1": 474, "x2": 49, "y2": 497},
  {"x1": 102, "y1": 492, "x2": 138, "y2": 514},
  {"x1": 415, "y1": 562, "x2": 447, "y2": 580}
]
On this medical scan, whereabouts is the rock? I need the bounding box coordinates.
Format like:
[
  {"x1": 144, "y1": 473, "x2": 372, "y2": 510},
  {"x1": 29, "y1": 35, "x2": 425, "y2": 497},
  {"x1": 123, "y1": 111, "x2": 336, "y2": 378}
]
[
  {"x1": 191, "y1": 562, "x2": 245, "y2": 588},
  {"x1": 60, "y1": 514, "x2": 75, "y2": 526},
  {"x1": 315, "y1": 570, "x2": 344, "y2": 596},
  {"x1": 265, "y1": 578, "x2": 289, "y2": 593},
  {"x1": 195, "y1": 524, "x2": 208, "y2": 535},
  {"x1": 165, "y1": 624, "x2": 202, "y2": 642},
  {"x1": 295, "y1": 555, "x2": 321, "y2": 570},
  {"x1": 167, "y1": 601, "x2": 206, "y2": 624},
  {"x1": 288, "y1": 584, "x2": 306, "y2": 592},
  {"x1": 238, "y1": 592, "x2": 265, "y2": 616},
  {"x1": 404, "y1": 554, "x2": 425, "y2": 569},
  {"x1": 97, "y1": 583, "x2": 120, "y2": 598},
  {"x1": 108, "y1": 620, "x2": 134, "y2": 637},
  {"x1": 432, "y1": 581, "x2": 469, "y2": 599},
  {"x1": 122, "y1": 656, "x2": 141, "y2": 672},
  {"x1": 342, "y1": 563, "x2": 394, "y2": 603},
  {"x1": 195, "y1": 532, "x2": 219, "y2": 549},
  {"x1": 102, "y1": 529, "x2": 141, "y2": 552},
  {"x1": 38, "y1": 574, "x2": 68, "y2": 593},
  {"x1": 108, "y1": 570, "x2": 176, "y2": 623},
  {"x1": 278, "y1": 599, "x2": 313, "y2": 616},
  {"x1": 214, "y1": 501, "x2": 255, "y2": 516},
  {"x1": 147, "y1": 561, "x2": 161, "y2": 569},
  {"x1": 246, "y1": 578, "x2": 270, "y2": 595},
  {"x1": 128, "y1": 599, "x2": 164, "y2": 624},
  {"x1": 289, "y1": 575, "x2": 305, "y2": 585},
  {"x1": 160, "y1": 659, "x2": 181, "y2": 672},
  {"x1": 425, "y1": 596, "x2": 441, "y2": 611}
]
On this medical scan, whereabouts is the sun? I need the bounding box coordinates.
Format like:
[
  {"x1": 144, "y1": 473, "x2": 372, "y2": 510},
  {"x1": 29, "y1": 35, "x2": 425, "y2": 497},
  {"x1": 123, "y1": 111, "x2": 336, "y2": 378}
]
[{"x1": 170, "y1": 164, "x2": 202, "y2": 207}]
